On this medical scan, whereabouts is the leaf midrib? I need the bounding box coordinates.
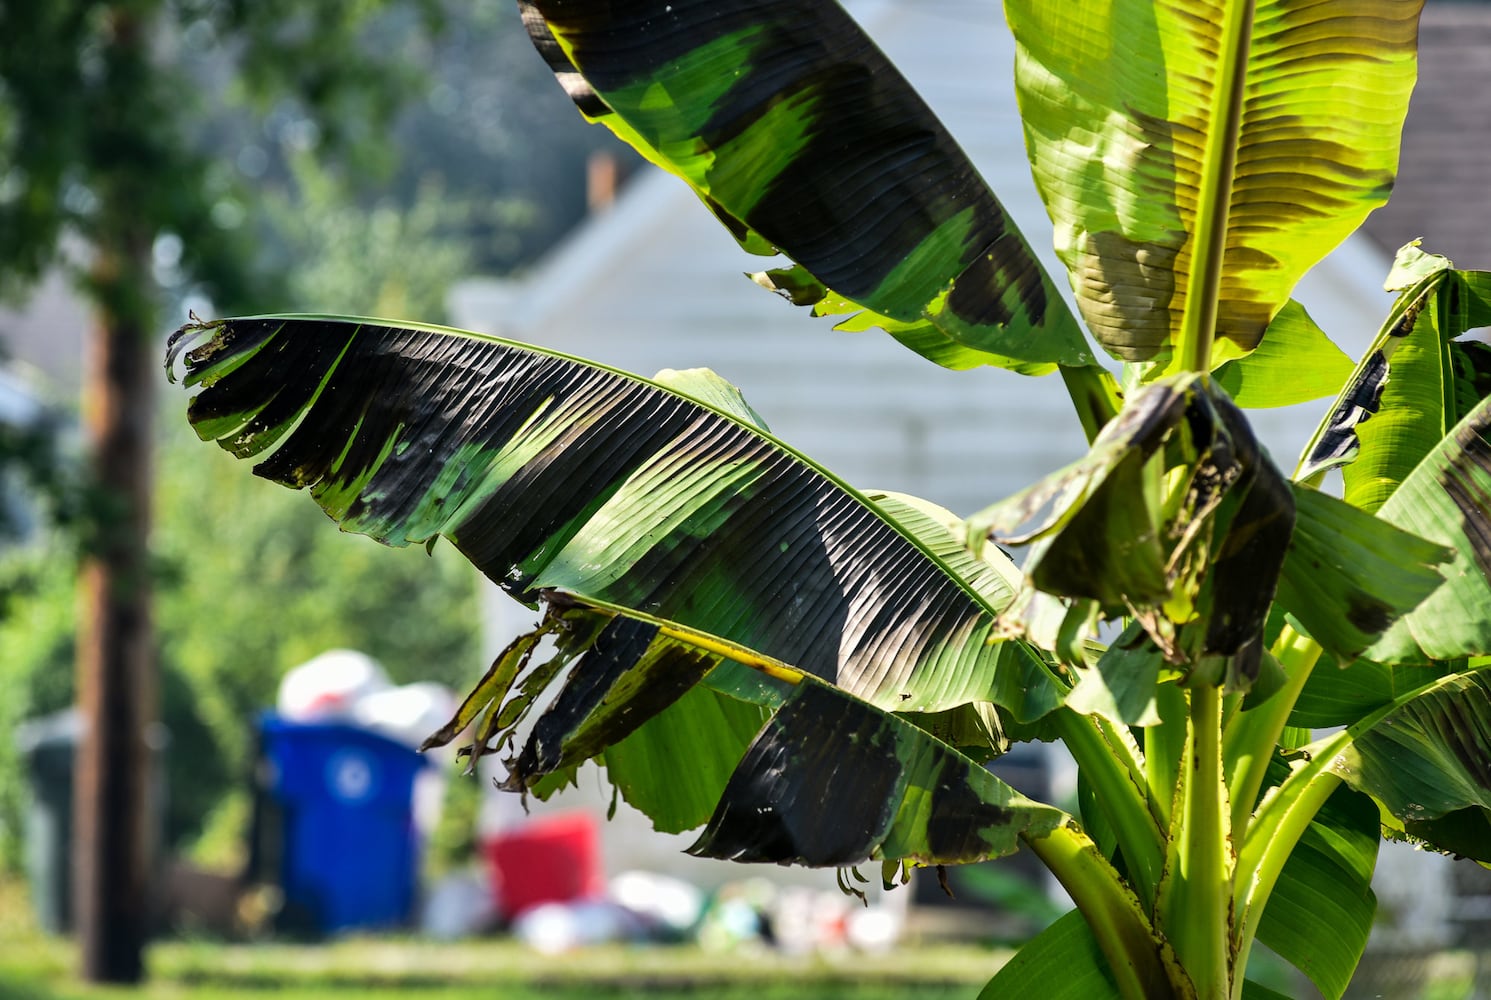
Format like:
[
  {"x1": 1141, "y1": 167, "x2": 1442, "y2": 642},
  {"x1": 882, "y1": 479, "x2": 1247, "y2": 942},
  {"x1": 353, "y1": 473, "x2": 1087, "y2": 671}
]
[{"x1": 1177, "y1": 0, "x2": 1256, "y2": 373}]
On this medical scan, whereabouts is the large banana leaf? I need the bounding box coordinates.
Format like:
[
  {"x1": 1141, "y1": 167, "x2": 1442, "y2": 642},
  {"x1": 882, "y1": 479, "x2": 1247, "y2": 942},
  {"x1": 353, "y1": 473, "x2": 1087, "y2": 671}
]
[
  {"x1": 167, "y1": 315, "x2": 1057, "y2": 722},
  {"x1": 1007, "y1": 0, "x2": 1422, "y2": 368},
  {"x1": 519, "y1": 0, "x2": 1093, "y2": 373}
]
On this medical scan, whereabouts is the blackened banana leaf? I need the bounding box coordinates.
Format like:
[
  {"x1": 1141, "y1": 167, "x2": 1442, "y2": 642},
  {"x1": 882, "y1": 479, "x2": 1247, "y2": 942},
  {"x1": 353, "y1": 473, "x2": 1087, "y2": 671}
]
[
  {"x1": 519, "y1": 0, "x2": 1093, "y2": 373},
  {"x1": 168, "y1": 314, "x2": 1075, "y2": 859},
  {"x1": 167, "y1": 314, "x2": 1059, "y2": 722}
]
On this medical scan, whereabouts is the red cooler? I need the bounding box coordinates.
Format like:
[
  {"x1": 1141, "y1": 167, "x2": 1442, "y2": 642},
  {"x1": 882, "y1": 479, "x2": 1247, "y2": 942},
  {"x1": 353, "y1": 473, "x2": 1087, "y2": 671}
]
[{"x1": 483, "y1": 812, "x2": 604, "y2": 920}]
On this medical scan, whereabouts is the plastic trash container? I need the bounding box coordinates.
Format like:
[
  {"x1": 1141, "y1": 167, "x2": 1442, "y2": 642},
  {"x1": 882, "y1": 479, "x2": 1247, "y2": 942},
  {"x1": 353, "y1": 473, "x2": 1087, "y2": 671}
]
[
  {"x1": 257, "y1": 716, "x2": 429, "y2": 934},
  {"x1": 15, "y1": 709, "x2": 82, "y2": 933}
]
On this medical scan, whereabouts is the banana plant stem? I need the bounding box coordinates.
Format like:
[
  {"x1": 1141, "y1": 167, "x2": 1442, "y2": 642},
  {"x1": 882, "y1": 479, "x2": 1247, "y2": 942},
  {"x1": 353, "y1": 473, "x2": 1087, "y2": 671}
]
[
  {"x1": 1059, "y1": 363, "x2": 1123, "y2": 442},
  {"x1": 1230, "y1": 730, "x2": 1350, "y2": 999},
  {"x1": 1052, "y1": 708, "x2": 1166, "y2": 903},
  {"x1": 1163, "y1": 685, "x2": 1231, "y2": 998},
  {"x1": 1022, "y1": 823, "x2": 1185, "y2": 1000},
  {"x1": 1223, "y1": 625, "x2": 1323, "y2": 836}
]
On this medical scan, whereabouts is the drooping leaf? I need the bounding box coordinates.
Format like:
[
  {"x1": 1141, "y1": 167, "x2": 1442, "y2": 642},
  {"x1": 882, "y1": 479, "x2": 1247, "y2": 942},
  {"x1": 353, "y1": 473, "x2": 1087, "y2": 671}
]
[
  {"x1": 1274, "y1": 485, "x2": 1449, "y2": 662},
  {"x1": 1366, "y1": 395, "x2": 1491, "y2": 663},
  {"x1": 688, "y1": 679, "x2": 1066, "y2": 867},
  {"x1": 519, "y1": 0, "x2": 1094, "y2": 373},
  {"x1": 1212, "y1": 300, "x2": 1353, "y2": 408},
  {"x1": 1007, "y1": 0, "x2": 1421, "y2": 368},
  {"x1": 168, "y1": 315, "x2": 1053, "y2": 720},
  {"x1": 978, "y1": 909, "x2": 1123, "y2": 1000},
  {"x1": 1298, "y1": 244, "x2": 1491, "y2": 491},
  {"x1": 1253, "y1": 760, "x2": 1379, "y2": 1000},
  {"x1": 972, "y1": 373, "x2": 1294, "y2": 673},
  {"x1": 1330, "y1": 668, "x2": 1491, "y2": 862},
  {"x1": 506, "y1": 614, "x2": 723, "y2": 785}
]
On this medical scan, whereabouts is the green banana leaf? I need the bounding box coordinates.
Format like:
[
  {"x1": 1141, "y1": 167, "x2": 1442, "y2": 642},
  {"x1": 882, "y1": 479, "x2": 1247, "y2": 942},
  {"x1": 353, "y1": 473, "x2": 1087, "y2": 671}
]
[
  {"x1": 1367, "y1": 394, "x2": 1491, "y2": 663},
  {"x1": 166, "y1": 313, "x2": 1063, "y2": 743},
  {"x1": 1213, "y1": 300, "x2": 1354, "y2": 409},
  {"x1": 1328, "y1": 668, "x2": 1491, "y2": 863},
  {"x1": 600, "y1": 678, "x2": 771, "y2": 834},
  {"x1": 979, "y1": 909, "x2": 1124, "y2": 1000},
  {"x1": 519, "y1": 0, "x2": 1093, "y2": 373},
  {"x1": 1298, "y1": 244, "x2": 1491, "y2": 493},
  {"x1": 1289, "y1": 657, "x2": 1454, "y2": 730},
  {"x1": 1344, "y1": 249, "x2": 1491, "y2": 511},
  {"x1": 1007, "y1": 0, "x2": 1422, "y2": 369},
  {"x1": 1274, "y1": 485, "x2": 1449, "y2": 662}
]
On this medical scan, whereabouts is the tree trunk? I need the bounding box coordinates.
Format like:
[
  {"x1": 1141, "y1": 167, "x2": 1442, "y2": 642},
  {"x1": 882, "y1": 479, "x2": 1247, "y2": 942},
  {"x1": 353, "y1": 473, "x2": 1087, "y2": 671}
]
[{"x1": 73, "y1": 238, "x2": 157, "y2": 983}]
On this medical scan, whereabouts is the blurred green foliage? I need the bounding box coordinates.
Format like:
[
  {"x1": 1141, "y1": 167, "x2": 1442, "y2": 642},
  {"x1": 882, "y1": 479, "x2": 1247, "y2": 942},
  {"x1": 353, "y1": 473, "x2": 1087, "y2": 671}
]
[
  {"x1": 0, "y1": 406, "x2": 486, "y2": 871},
  {"x1": 0, "y1": 0, "x2": 626, "y2": 881}
]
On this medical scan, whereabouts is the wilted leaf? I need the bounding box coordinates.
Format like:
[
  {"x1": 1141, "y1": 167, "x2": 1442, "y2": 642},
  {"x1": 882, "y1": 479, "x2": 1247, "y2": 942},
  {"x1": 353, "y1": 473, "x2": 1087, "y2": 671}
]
[{"x1": 689, "y1": 679, "x2": 1067, "y2": 867}]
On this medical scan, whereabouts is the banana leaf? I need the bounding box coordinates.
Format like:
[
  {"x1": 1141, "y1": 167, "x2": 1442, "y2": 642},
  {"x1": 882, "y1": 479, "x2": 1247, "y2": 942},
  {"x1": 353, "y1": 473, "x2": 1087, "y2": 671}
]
[
  {"x1": 1367, "y1": 394, "x2": 1491, "y2": 663},
  {"x1": 519, "y1": 0, "x2": 1093, "y2": 373},
  {"x1": 1328, "y1": 668, "x2": 1491, "y2": 863},
  {"x1": 1298, "y1": 244, "x2": 1491, "y2": 494},
  {"x1": 1007, "y1": 0, "x2": 1422, "y2": 369},
  {"x1": 1213, "y1": 300, "x2": 1353, "y2": 409},
  {"x1": 166, "y1": 314, "x2": 1063, "y2": 761}
]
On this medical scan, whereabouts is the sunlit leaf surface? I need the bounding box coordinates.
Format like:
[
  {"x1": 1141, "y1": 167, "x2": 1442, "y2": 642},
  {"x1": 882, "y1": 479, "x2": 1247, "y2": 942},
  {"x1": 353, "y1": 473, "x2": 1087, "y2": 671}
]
[{"x1": 1009, "y1": 0, "x2": 1421, "y2": 367}]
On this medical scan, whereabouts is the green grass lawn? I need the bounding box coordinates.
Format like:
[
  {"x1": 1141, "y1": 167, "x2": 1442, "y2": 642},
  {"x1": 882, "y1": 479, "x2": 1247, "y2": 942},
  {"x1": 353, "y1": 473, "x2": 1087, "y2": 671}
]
[{"x1": 0, "y1": 931, "x2": 1008, "y2": 999}]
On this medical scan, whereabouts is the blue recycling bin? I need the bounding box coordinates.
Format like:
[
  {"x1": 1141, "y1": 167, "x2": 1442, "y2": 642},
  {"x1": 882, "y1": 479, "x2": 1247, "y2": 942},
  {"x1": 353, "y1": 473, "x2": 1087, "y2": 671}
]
[{"x1": 257, "y1": 716, "x2": 429, "y2": 934}]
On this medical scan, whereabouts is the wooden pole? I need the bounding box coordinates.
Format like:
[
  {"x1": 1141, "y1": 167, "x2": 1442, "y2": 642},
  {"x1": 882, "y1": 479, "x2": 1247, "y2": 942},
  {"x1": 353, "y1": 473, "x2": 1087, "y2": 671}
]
[{"x1": 73, "y1": 238, "x2": 157, "y2": 984}]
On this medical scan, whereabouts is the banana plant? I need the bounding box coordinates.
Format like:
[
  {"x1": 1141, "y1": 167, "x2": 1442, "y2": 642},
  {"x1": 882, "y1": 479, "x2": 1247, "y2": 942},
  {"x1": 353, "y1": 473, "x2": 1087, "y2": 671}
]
[{"x1": 166, "y1": 1, "x2": 1491, "y2": 997}]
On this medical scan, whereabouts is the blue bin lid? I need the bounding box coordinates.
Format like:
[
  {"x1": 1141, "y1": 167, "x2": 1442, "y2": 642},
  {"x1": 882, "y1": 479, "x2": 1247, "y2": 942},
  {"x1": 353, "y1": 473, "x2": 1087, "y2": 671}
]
[{"x1": 258, "y1": 714, "x2": 431, "y2": 811}]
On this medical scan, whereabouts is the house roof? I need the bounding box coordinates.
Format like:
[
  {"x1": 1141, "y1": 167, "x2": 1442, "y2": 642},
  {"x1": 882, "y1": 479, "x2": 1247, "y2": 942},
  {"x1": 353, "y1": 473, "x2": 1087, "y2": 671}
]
[{"x1": 1362, "y1": 1, "x2": 1491, "y2": 269}]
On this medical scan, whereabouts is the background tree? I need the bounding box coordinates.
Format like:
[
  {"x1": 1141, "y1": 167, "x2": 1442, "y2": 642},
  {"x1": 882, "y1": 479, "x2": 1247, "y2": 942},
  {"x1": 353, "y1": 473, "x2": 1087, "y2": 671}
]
[{"x1": 0, "y1": 0, "x2": 473, "y2": 981}]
